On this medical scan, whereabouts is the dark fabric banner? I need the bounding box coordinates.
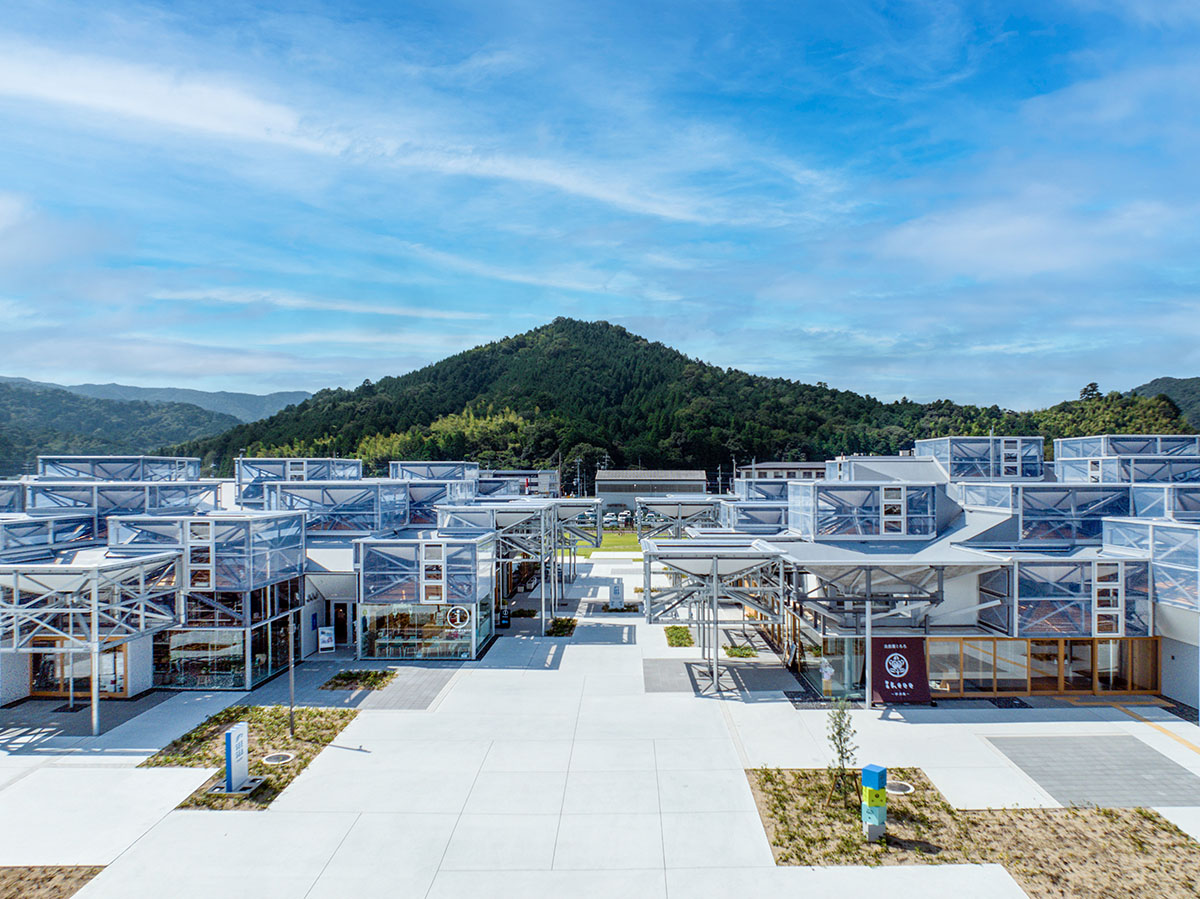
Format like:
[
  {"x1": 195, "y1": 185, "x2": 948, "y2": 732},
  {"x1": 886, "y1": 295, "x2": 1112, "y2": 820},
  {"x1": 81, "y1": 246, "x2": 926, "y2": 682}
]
[{"x1": 871, "y1": 636, "x2": 931, "y2": 704}]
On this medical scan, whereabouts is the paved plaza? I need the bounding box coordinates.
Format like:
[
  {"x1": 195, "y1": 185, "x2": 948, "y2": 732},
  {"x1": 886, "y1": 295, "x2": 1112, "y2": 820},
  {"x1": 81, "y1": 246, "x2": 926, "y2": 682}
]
[{"x1": 0, "y1": 554, "x2": 1196, "y2": 897}]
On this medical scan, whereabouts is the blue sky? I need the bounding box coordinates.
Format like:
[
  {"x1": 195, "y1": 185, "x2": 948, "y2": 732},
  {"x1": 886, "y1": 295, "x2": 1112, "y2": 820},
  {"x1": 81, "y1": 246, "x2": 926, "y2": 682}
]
[{"x1": 0, "y1": 0, "x2": 1197, "y2": 408}]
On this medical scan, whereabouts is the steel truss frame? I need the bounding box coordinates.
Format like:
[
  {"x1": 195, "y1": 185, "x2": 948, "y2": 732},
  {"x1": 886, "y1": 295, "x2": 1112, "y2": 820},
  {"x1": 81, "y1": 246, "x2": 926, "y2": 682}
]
[
  {"x1": 636, "y1": 497, "x2": 722, "y2": 541},
  {"x1": 0, "y1": 551, "x2": 181, "y2": 734},
  {"x1": 642, "y1": 540, "x2": 786, "y2": 691}
]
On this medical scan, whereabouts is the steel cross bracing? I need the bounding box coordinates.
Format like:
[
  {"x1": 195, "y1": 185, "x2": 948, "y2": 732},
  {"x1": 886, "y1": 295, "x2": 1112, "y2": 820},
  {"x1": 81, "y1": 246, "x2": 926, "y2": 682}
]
[
  {"x1": 0, "y1": 551, "x2": 182, "y2": 735},
  {"x1": 636, "y1": 498, "x2": 722, "y2": 541},
  {"x1": 642, "y1": 541, "x2": 787, "y2": 692}
]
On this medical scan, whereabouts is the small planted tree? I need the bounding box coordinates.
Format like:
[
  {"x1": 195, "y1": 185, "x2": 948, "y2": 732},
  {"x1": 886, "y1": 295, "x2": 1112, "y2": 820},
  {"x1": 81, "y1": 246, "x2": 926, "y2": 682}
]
[{"x1": 825, "y1": 698, "x2": 859, "y2": 807}]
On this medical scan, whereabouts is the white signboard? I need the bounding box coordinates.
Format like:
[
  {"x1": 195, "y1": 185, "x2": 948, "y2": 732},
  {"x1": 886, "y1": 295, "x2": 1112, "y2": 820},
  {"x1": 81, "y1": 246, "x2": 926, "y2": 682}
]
[
  {"x1": 611, "y1": 579, "x2": 624, "y2": 604},
  {"x1": 317, "y1": 626, "x2": 336, "y2": 653},
  {"x1": 224, "y1": 721, "x2": 250, "y2": 793}
]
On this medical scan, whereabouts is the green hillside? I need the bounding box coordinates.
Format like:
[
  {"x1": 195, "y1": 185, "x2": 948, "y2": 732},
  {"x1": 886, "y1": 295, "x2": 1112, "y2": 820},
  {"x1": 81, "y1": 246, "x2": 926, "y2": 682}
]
[
  {"x1": 175, "y1": 318, "x2": 1191, "y2": 478},
  {"x1": 0, "y1": 382, "x2": 240, "y2": 476},
  {"x1": 0, "y1": 376, "x2": 309, "y2": 422},
  {"x1": 1131, "y1": 377, "x2": 1200, "y2": 428}
]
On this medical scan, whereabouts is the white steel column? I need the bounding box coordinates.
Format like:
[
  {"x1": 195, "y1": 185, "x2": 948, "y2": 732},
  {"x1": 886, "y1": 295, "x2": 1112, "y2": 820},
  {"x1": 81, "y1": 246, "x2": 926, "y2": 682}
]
[
  {"x1": 90, "y1": 573, "x2": 100, "y2": 737},
  {"x1": 711, "y1": 557, "x2": 719, "y2": 691}
]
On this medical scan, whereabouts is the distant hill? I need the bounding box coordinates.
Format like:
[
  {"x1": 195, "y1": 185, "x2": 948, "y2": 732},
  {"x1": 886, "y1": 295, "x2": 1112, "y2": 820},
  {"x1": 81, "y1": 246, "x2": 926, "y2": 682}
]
[
  {"x1": 1130, "y1": 377, "x2": 1200, "y2": 428},
  {"x1": 0, "y1": 376, "x2": 309, "y2": 422},
  {"x1": 174, "y1": 318, "x2": 1192, "y2": 478},
  {"x1": 0, "y1": 382, "x2": 240, "y2": 476}
]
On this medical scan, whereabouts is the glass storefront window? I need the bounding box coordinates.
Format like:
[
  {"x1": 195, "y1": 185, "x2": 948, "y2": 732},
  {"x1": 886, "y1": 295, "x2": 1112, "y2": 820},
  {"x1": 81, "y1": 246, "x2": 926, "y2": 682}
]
[
  {"x1": 1029, "y1": 640, "x2": 1060, "y2": 692},
  {"x1": 962, "y1": 639, "x2": 995, "y2": 693},
  {"x1": 1064, "y1": 640, "x2": 1094, "y2": 690},
  {"x1": 361, "y1": 602, "x2": 474, "y2": 660},
  {"x1": 154, "y1": 629, "x2": 246, "y2": 689},
  {"x1": 995, "y1": 640, "x2": 1029, "y2": 692},
  {"x1": 927, "y1": 640, "x2": 961, "y2": 696}
]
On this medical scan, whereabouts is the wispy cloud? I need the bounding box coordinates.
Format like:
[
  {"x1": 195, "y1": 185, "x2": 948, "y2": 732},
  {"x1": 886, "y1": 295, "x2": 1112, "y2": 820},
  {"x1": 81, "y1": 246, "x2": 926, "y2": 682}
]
[{"x1": 151, "y1": 287, "x2": 486, "y2": 321}]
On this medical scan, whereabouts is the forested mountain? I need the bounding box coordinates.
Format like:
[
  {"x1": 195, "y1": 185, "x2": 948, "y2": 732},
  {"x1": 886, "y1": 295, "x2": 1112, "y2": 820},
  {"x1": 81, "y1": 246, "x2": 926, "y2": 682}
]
[
  {"x1": 1131, "y1": 377, "x2": 1200, "y2": 428},
  {"x1": 0, "y1": 376, "x2": 309, "y2": 422},
  {"x1": 175, "y1": 318, "x2": 1191, "y2": 478},
  {"x1": 0, "y1": 382, "x2": 240, "y2": 475}
]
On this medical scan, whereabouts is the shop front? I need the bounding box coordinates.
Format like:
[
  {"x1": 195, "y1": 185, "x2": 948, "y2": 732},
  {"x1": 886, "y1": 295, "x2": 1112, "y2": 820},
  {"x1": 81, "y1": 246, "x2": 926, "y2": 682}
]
[{"x1": 798, "y1": 633, "x2": 1159, "y2": 699}]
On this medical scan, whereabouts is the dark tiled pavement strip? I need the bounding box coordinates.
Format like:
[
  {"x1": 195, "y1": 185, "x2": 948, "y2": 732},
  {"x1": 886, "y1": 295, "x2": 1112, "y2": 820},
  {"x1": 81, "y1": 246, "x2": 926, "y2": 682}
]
[
  {"x1": 643, "y1": 658, "x2": 802, "y2": 694},
  {"x1": 988, "y1": 734, "x2": 1200, "y2": 807},
  {"x1": 0, "y1": 690, "x2": 172, "y2": 738},
  {"x1": 246, "y1": 660, "x2": 460, "y2": 710}
]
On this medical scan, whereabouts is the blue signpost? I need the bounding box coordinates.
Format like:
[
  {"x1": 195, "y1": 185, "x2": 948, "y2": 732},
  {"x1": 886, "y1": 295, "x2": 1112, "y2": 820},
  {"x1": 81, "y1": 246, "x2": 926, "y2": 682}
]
[{"x1": 224, "y1": 721, "x2": 250, "y2": 794}]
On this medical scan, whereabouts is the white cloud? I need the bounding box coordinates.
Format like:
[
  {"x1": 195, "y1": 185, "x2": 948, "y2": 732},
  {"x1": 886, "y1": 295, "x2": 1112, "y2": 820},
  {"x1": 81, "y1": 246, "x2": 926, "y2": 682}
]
[
  {"x1": 0, "y1": 41, "x2": 797, "y2": 225},
  {"x1": 877, "y1": 191, "x2": 1178, "y2": 279},
  {"x1": 151, "y1": 287, "x2": 485, "y2": 320},
  {"x1": 0, "y1": 43, "x2": 332, "y2": 151}
]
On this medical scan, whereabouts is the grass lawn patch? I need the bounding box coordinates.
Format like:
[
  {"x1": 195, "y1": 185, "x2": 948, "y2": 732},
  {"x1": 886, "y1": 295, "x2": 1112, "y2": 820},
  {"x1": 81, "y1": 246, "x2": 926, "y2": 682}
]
[
  {"x1": 749, "y1": 767, "x2": 1200, "y2": 898},
  {"x1": 0, "y1": 866, "x2": 102, "y2": 898},
  {"x1": 510, "y1": 608, "x2": 538, "y2": 618},
  {"x1": 575, "y1": 531, "x2": 642, "y2": 557},
  {"x1": 723, "y1": 644, "x2": 758, "y2": 658},
  {"x1": 546, "y1": 617, "x2": 577, "y2": 636},
  {"x1": 665, "y1": 625, "x2": 694, "y2": 647},
  {"x1": 319, "y1": 669, "x2": 396, "y2": 691},
  {"x1": 141, "y1": 704, "x2": 357, "y2": 810}
]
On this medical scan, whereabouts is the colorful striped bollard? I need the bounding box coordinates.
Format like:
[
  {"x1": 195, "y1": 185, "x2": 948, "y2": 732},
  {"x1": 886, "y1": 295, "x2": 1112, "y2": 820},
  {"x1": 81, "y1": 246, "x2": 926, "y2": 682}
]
[{"x1": 861, "y1": 764, "x2": 886, "y2": 841}]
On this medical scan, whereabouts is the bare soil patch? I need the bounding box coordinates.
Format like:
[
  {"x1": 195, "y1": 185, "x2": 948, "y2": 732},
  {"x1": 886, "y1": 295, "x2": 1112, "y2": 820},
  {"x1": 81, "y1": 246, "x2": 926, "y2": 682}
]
[
  {"x1": 320, "y1": 669, "x2": 396, "y2": 691},
  {"x1": 0, "y1": 866, "x2": 102, "y2": 898},
  {"x1": 749, "y1": 767, "x2": 1200, "y2": 898},
  {"x1": 141, "y1": 704, "x2": 357, "y2": 810}
]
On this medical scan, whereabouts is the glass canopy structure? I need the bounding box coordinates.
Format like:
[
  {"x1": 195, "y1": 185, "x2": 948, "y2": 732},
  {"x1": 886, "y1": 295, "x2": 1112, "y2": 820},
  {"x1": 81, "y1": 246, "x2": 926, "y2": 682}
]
[
  {"x1": 263, "y1": 480, "x2": 410, "y2": 534},
  {"x1": 38, "y1": 455, "x2": 201, "y2": 481},
  {"x1": 235, "y1": 457, "x2": 363, "y2": 508},
  {"x1": 915, "y1": 436, "x2": 1044, "y2": 479},
  {"x1": 109, "y1": 511, "x2": 307, "y2": 690},
  {"x1": 356, "y1": 532, "x2": 496, "y2": 660}
]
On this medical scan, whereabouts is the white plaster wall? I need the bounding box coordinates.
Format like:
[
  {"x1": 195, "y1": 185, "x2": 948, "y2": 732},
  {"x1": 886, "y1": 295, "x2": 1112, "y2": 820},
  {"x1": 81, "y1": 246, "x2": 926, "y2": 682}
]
[
  {"x1": 926, "y1": 571, "x2": 987, "y2": 627},
  {"x1": 1157, "y1": 605, "x2": 1199, "y2": 707},
  {"x1": 124, "y1": 633, "x2": 154, "y2": 697},
  {"x1": 0, "y1": 653, "x2": 30, "y2": 705}
]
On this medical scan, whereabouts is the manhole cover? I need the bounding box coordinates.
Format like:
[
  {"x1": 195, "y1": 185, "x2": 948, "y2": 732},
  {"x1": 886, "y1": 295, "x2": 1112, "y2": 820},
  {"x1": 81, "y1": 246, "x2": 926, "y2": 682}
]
[
  {"x1": 262, "y1": 751, "x2": 296, "y2": 766},
  {"x1": 887, "y1": 781, "x2": 914, "y2": 795}
]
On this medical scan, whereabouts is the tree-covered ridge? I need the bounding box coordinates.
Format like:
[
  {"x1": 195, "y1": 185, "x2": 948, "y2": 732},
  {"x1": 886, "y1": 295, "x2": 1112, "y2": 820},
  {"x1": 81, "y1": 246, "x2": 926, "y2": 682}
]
[
  {"x1": 0, "y1": 382, "x2": 240, "y2": 476},
  {"x1": 1131, "y1": 376, "x2": 1200, "y2": 429},
  {"x1": 173, "y1": 318, "x2": 1192, "y2": 476}
]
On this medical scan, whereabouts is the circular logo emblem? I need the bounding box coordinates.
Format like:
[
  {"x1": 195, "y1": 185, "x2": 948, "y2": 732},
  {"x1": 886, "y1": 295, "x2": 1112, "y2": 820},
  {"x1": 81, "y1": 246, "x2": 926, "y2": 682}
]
[
  {"x1": 446, "y1": 606, "x2": 471, "y2": 628},
  {"x1": 884, "y1": 652, "x2": 909, "y2": 678}
]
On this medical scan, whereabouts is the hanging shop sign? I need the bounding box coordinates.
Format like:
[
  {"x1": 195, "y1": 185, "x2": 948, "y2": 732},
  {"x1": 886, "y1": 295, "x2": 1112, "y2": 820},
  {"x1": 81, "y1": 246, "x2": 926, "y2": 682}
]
[{"x1": 871, "y1": 637, "x2": 930, "y2": 704}]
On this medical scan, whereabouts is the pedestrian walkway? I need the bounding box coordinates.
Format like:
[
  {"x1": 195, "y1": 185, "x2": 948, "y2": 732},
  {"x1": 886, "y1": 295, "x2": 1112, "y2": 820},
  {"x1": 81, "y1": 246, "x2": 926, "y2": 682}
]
[{"x1": 4, "y1": 555, "x2": 1198, "y2": 896}]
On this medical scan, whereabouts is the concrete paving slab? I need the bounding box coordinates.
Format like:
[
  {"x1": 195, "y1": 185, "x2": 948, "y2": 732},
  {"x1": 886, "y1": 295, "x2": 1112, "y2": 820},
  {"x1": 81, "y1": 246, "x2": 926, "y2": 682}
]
[
  {"x1": 482, "y1": 739, "x2": 574, "y2": 773},
  {"x1": 0, "y1": 767, "x2": 212, "y2": 865},
  {"x1": 553, "y1": 813, "x2": 663, "y2": 869},
  {"x1": 440, "y1": 813, "x2": 559, "y2": 871},
  {"x1": 654, "y1": 738, "x2": 744, "y2": 771},
  {"x1": 562, "y1": 769, "x2": 661, "y2": 814},
  {"x1": 305, "y1": 812, "x2": 459, "y2": 899},
  {"x1": 427, "y1": 868, "x2": 668, "y2": 899},
  {"x1": 660, "y1": 810, "x2": 775, "y2": 869},
  {"x1": 923, "y1": 764, "x2": 1060, "y2": 809},
  {"x1": 74, "y1": 810, "x2": 358, "y2": 899},
  {"x1": 569, "y1": 739, "x2": 656, "y2": 772},
  {"x1": 657, "y1": 768, "x2": 758, "y2": 813},
  {"x1": 464, "y1": 771, "x2": 567, "y2": 815}
]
